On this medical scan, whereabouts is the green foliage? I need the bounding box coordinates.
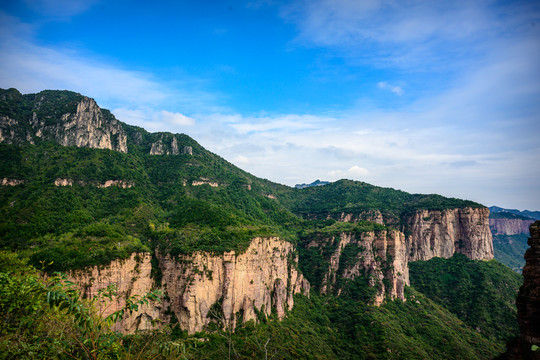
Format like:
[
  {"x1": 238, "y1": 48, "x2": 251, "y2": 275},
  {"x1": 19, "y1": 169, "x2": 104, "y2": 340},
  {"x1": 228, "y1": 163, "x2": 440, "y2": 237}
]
[
  {"x1": 493, "y1": 234, "x2": 529, "y2": 272},
  {"x1": 409, "y1": 253, "x2": 523, "y2": 343},
  {"x1": 0, "y1": 254, "x2": 192, "y2": 360},
  {"x1": 276, "y1": 179, "x2": 482, "y2": 223}
]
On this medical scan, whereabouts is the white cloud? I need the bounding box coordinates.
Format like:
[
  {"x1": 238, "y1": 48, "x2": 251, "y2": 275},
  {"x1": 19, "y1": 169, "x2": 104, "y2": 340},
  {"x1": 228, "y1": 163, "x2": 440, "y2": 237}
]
[
  {"x1": 233, "y1": 155, "x2": 250, "y2": 165},
  {"x1": 377, "y1": 81, "x2": 404, "y2": 96},
  {"x1": 160, "y1": 110, "x2": 195, "y2": 126},
  {"x1": 0, "y1": 13, "x2": 219, "y2": 118},
  {"x1": 112, "y1": 108, "x2": 195, "y2": 132},
  {"x1": 328, "y1": 165, "x2": 370, "y2": 180}
]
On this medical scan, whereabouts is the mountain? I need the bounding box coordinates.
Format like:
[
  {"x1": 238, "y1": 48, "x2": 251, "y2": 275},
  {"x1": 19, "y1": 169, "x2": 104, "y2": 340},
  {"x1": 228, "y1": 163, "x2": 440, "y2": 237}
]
[
  {"x1": 489, "y1": 207, "x2": 537, "y2": 272},
  {"x1": 0, "y1": 88, "x2": 520, "y2": 359},
  {"x1": 490, "y1": 206, "x2": 540, "y2": 221},
  {"x1": 294, "y1": 179, "x2": 330, "y2": 189}
]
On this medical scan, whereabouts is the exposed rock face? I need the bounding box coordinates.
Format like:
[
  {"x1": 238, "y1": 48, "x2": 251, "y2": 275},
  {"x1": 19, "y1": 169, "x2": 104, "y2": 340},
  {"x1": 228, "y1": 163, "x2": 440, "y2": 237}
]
[
  {"x1": 1, "y1": 96, "x2": 128, "y2": 152},
  {"x1": 499, "y1": 221, "x2": 540, "y2": 360},
  {"x1": 68, "y1": 238, "x2": 309, "y2": 334},
  {"x1": 149, "y1": 134, "x2": 192, "y2": 155},
  {"x1": 490, "y1": 218, "x2": 535, "y2": 235},
  {"x1": 406, "y1": 207, "x2": 494, "y2": 261},
  {"x1": 307, "y1": 229, "x2": 409, "y2": 304},
  {"x1": 54, "y1": 178, "x2": 134, "y2": 188},
  {"x1": 1, "y1": 178, "x2": 24, "y2": 186},
  {"x1": 67, "y1": 253, "x2": 162, "y2": 333},
  {"x1": 158, "y1": 237, "x2": 310, "y2": 334},
  {"x1": 332, "y1": 210, "x2": 385, "y2": 225},
  {"x1": 192, "y1": 178, "x2": 219, "y2": 187}
]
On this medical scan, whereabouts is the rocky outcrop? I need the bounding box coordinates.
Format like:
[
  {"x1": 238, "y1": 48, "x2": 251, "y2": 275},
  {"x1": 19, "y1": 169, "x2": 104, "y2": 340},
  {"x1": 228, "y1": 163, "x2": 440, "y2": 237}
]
[
  {"x1": 149, "y1": 134, "x2": 192, "y2": 155},
  {"x1": 306, "y1": 229, "x2": 409, "y2": 304},
  {"x1": 499, "y1": 221, "x2": 540, "y2": 360},
  {"x1": 54, "y1": 178, "x2": 134, "y2": 188},
  {"x1": 406, "y1": 207, "x2": 494, "y2": 261},
  {"x1": 332, "y1": 210, "x2": 385, "y2": 225},
  {"x1": 69, "y1": 238, "x2": 309, "y2": 334},
  {"x1": 192, "y1": 178, "x2": 219, "y2": 187},
  {"x1": 68, "y1": 253, "x2": 163, "y2": 333},
  {"x1": 1, "y1": 178, "x2": 24, "y2": 186},
  {"x1": 158, "y1": 237, "x2": 309, "y2": 334},
  {"x1": 490, "y1": 218, "x2": 535, "y2": 235},
  {"x1": 0, "y1": 96, "x2": 128, "y2": 152}
]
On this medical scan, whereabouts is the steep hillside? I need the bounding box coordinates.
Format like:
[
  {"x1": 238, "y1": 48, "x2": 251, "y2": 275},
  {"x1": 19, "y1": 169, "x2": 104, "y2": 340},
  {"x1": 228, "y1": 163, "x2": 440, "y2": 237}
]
[
  {"x1": 490, "y1": 209, "x2": 537, "y2": 272},
  {"x1": 0, "y1": 88, "x2": 516, "y2": 359}
]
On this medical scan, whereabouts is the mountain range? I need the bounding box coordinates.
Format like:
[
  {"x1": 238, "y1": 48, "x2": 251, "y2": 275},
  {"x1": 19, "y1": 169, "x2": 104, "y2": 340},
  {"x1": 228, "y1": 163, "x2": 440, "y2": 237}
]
[{"x1": 0, "y1": 88, "x2": 528, "y2": 359}]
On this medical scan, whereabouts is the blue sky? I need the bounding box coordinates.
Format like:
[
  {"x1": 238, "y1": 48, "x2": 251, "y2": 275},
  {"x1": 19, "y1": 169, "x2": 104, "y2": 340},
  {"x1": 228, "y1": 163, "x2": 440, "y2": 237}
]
[{"x1": 1, "y1": 0, "x2": 539, "y2": 210}]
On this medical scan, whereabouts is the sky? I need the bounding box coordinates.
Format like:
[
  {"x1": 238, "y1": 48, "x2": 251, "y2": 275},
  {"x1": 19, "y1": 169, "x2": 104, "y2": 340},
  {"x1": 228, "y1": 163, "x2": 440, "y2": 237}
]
[{"x1": 0, "y1": 0, "x2": 539, "y2": 210}]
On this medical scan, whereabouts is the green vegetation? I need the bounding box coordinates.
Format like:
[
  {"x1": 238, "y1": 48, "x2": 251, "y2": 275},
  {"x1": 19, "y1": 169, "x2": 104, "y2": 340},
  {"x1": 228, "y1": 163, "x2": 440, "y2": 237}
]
[
  {"x1": 0, "y1": 89, "x2": 521, "y2": 359},
  {"x1": 409, "y1": 253, "x2": 523, "y2": 343},
  {"x1": 276, "y1": 179, "x2": 482, "y2": 225},
  {"x1": 0, "y1": 251, "x2": 190, "y2": 360},
  {"x1": 493, "y1": 234, "x2": 529, "y2": 272}
]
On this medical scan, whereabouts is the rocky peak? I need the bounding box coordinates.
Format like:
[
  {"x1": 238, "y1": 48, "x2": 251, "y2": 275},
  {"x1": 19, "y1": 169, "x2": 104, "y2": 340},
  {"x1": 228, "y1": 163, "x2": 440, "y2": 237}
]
[{"x1": 0, "y1": 90, "x2": 128, "y2": 153}]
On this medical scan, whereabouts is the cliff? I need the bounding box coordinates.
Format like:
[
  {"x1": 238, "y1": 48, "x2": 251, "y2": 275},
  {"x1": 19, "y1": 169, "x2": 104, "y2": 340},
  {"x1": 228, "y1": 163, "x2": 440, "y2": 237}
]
[
  {"x1": 499, "y1": 221, "x2": 540, "y2": 360},
  {"x1": 490, "y1": 218, "x2": 535, "y2": 235},
  {"x1": 304, "y1": 228, "x2": 409, "y2": 304},
  {"x1": 68, "y1": 237, "x2": 309, "y2": 334},
  {"x1": 158, "y1": 237, "x2": 309, "y2": 333},
  {"x1": 68, "y1": 253, "x2": 162, "y2": 333},
  {"x1": 0, "y1": 92, "x2": 128, "y2": 153},
  {"x1": 406, "y1": 207, "x2": 494, "y2": 261}
]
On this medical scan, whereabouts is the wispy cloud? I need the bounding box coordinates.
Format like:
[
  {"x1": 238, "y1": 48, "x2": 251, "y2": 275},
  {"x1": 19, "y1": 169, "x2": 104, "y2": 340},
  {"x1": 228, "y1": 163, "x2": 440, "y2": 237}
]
[
  {"x1": 0, "y1": 12, "x2": 221, "y2": 122},
  {"x1": 377, "y1": 81, "x2": 404, "y2": 96}
]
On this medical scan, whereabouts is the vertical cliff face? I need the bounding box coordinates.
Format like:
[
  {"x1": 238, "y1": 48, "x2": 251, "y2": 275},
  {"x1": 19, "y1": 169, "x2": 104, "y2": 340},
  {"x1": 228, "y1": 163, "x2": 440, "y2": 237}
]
[
  {"x1": 490, "y1": 218, "x2": 535, "y2": 235},
  {"x1": 149, "y1": 133, "x2": 193, "y2": 155},
  {"x1": 158, "y1": 237, "x2": 309, "y2": 334},
  {"x1": 33, "y1": 97, "x2": 128, "y2": 153},
  {"x1": 68, "y1": 253, "x2": 163, "y2": 333},
  {"x1": 500, "y1": 221, "x2": 540, "y2": 360},
  {"x1": 406, "y1": 207, "x2": 494, "y2": 261},
  {"x1": 68, "y1": 237, "x2": 309, "y2": 334},
  {"x1": 0, "y1": 95, "x2": 128, "y2": 152},
  {"x1": 305, "y1": 229, "x2": 409, "y2": 304}
]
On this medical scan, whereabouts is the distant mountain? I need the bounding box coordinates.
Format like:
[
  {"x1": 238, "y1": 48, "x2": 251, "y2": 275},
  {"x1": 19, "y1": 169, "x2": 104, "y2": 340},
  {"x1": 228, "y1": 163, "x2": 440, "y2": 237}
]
[
  {"x1": 294, "y1": 179, "x2": 330, "y2": 189},
  {"x1": 489, "y1": 206, "x2": 537, "y2": 272},
  {"x1": 490, "y1": 206, "x2": 540, "y2": 220}
]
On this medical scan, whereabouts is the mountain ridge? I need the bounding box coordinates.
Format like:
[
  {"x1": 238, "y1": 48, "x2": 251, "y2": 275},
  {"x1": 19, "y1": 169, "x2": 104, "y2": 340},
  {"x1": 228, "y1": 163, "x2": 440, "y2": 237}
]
[{"x1": 0, "y1": 87, "x2": 497, "y2": 335}]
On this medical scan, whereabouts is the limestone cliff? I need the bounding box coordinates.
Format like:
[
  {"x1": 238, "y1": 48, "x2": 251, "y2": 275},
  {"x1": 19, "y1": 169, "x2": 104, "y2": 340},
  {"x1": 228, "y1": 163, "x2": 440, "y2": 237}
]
[
  {"x1": 490, "y1": 218, "x2": 535, "y2": 235},
  {"x1": 68, "y1": 253, "x2": 163, "y2": 333},
  {"x1": 305, "y1": 229, "x2": 409, "y2": 304},
  {"x1": 149, "y1": 133, "x2": 193, "y2": 155},
  {"x1": 406, "y1": 207, "x2": 494, "y2": 261},
  {"x1": 0, "y1": 94, "x2": 128, "y2": 153},
  {"x1": 68, "y1": 237, "x2": 309, "y2": 334},
  {"x1": 158, "y1": 237, "x2": 309, "y2": 333},
  {"x1": 499, "y1": 221, "x2": 540, "y2": 360}
]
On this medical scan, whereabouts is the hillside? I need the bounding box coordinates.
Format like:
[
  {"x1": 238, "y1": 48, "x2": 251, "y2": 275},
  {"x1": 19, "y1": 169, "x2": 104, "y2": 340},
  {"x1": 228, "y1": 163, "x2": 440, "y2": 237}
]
[
  {"x1": 489, "y1": 207, "x2": 537, "y2": 272},
  {"x1": 0, "y1": 88, "x2": 520, "y2": 359}
]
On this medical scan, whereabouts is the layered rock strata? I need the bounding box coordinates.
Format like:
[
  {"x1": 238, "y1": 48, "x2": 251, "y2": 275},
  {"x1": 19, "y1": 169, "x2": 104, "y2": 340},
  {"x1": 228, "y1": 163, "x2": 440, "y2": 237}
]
[
  {"x1": 490, "y1": 218, "x2": 535, "y2": 235},
  {"x1": 68, "y1": 237, "x2": 309, "y2": 334},
  {"x1": 68, "y1": 253, "x2": 162, "y2": 333},
  {"x1": 307, "y1": 229, "x2": 409, "y2": 304},
  {"x1": 158, "y1": 237, "x2": 310, "y2": 333},
  {"x1": 406, "y1": 207, "x2": 494, "y2": 261}
]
